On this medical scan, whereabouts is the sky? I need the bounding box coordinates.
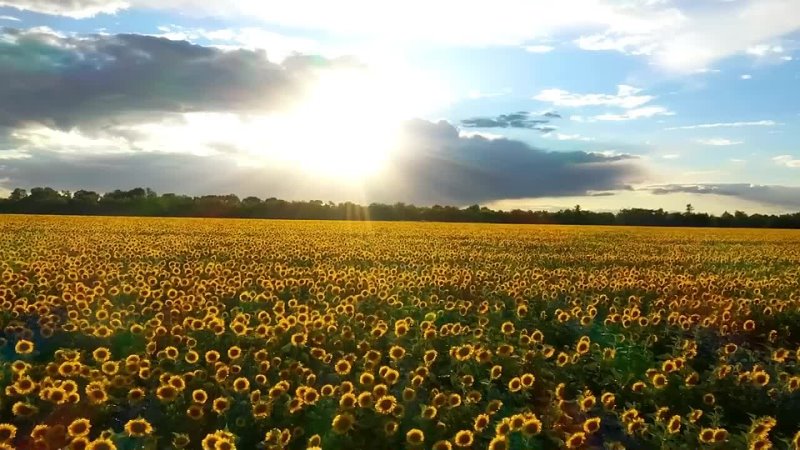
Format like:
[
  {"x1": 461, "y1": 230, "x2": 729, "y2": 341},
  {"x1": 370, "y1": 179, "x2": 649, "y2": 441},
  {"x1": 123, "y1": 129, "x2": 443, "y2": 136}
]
[{"x1": 0, "y1": 0, "x2": 799, "y2": 214}]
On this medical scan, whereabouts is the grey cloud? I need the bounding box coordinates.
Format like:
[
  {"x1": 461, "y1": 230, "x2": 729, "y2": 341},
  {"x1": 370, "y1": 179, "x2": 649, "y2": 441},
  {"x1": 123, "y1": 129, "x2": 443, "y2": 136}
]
[
  {"x1": 0, "y1": 28, "x2": 354, "y2": 131},
  {"x1": 0, "y1": 0, "x2": 126, "y2": 17},
  {"x1": 367, "y1": 119, "x2": 640, "y2": 204},
  {"x1": 648, "y1": 184, "x2": 800, "y2": 209},
  {"x1": 0, "y1": 119, "x2": 643, "y2": 205},
  {"x1": 460, "y1": 111, "x2": 557, "y2": 132}
]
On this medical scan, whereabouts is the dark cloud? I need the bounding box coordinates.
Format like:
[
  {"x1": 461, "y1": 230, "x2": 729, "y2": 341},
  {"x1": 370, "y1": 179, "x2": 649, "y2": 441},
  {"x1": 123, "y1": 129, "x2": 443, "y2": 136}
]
[
  {"x1": 0, "y1": 28, "x2": 354, "y2": 130},
  {"x1": 543, "y1": 111, "x2": 562, "y2": 119},
  {"x1": 372, "y1": 120, "x2": 639, "y2": 204},
  {"x1": 0, "y1": 119, "x2": 643, "y2": 205},
  {"x1": 0, "y1": 0, "x2": 126, "y2": 17},
  {"x1": 460, "y1": 111, "x2": 557, "y2": 132},
  {"x1": 648, "y1": 184, "x2": 800, "y2": 209}
]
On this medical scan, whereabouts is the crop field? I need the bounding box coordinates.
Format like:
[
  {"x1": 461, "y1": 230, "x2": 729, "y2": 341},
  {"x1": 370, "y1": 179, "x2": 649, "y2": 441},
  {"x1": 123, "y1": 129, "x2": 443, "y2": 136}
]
[{"x1": 1, "y1": 216, "x2": 800, "y2": 450}]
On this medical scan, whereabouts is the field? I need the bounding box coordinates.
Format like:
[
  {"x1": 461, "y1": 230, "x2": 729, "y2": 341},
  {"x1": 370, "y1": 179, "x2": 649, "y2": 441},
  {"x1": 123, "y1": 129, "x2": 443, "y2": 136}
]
[{"x1": 1, "y1": 216, "x2": 800, "y2": 450}]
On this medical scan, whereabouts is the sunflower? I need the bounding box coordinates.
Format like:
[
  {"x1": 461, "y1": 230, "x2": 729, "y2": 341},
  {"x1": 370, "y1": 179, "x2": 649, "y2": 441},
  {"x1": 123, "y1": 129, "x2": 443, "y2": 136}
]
[
  {"x1": 15, "y1": 340, "x2": 34, "y2": 355},
  {"x1": 566, "y1": 431, "x2": 586, "y2": 449},
  {"x1": 11, "y1": 401, "x2": 37, "y2": 418},
  {"x1": 651, "y1": 373, "x2": 668, "y2": 389},
  {"x1": 0, "y1": 424, "x2": 16, "y2": 442},
  {"x1": 432, "y1": 440, "x2": 453, "y2": 450},
  {"x1": 752, "y1": 370, "x2": 770, "y2": 387},
  {"x1": 332, "y1": 414, "x2": 354, "y2": 434},
  {"x1": 406, "y1": 429, "x2": 424, "y2": 446},
  {"x1": 92, "y1": 347, "x2": 111, "y2": 362},
  {"x1": 212, "y1": 397, "x2": 231, "y2": 414},
  {"x1": 473, "y1": 413, "x2": 490, "y2": 431},
  {"x1": 156, "y1": 385, "x2": 178, "y2": 402},
  {"x1": 520, "y1": 373, "x2": 535, "y2": 388},
  {"x1": 453, "y1": 430, "x2": 474, "y2": 447},
  {"x1": 389, "y1": 346, "x2": 406, "y2": 360},
  {"x1": 488, "y1": 436, "x2": 509, "y2": 450},
  {"x1": 68, "y1": 419, "x2": 91, "y2": 438},
  {"x1": 124, "y1": 418, "x2": 153, "y2": 437},
  {"x1": 173, "y1": 434, "x2": 190, "y2": 448},
  {"x1": 384, "y1": 420, "x2": 399, "y2": 436},
  {"x1": 375, "y1": 395, "x2": 397, "y2": 415},
  {"x1": 334, "y1": 359, "x2": 351, "y2": 375},
  {"x1": 86, "y1": 438, "x2": 117, "y2": 450},
  {"x1": 749, "y1": 417, "x2": 777, "y2": 437},
  {"x1": 252, "y1": 401, "x2": 270, "y2": 419},
  {"x1": 667, "y1": 415, "x2": 681, "y2": 434},
  {"x1": 192, "y1": 389, "x2": 208, "y2": 404},
  {"x1": 750, "y1": 438, "x2": 773, "y2": 450},
  {"x1": 232, "y1": 377, "x2": 250, "y2": 393},
  {"x1": 581, "y1": 394, "x2": 596, "y2": 411},
  {"x1": 486, "y1": 399, "x2": 503, "y2": 415},
  {"x1": 422, "y1": 405, "x2": 438, "y2": 420},
  {"x1": 187, "y1": 404, "x2": 204, "y2": 420},
  {"x1": 522, "y1": 416, "x2": 543, "y2": 437},
  {"x1": 128, "y1": 387, "x2": 146, "y2": 402},
  {"x1": 699, "y1": 428, "x2": 715, "y2": 444},
  {"x1": 69, "y1": 436, "x2": 90, "y2": 450},
  {"x1": 357, "y1": 392, "x2": 374, "y2": 408},
  {"x1": 583, "y1": 417, "x2": 601, "y2": 434}
]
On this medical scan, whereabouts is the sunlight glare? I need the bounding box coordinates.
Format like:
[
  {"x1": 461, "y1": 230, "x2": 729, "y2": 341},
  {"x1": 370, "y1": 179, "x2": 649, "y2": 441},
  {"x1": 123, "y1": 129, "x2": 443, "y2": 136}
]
[{"x1": 259, "y1": 64, "x2": 449, "y2": 181}]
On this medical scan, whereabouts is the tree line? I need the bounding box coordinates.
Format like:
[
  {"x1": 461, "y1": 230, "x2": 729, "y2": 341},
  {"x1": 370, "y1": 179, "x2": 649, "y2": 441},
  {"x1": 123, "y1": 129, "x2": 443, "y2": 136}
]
[{"x1": 1, "y1": 187, "x2": 799, "y2": 228}]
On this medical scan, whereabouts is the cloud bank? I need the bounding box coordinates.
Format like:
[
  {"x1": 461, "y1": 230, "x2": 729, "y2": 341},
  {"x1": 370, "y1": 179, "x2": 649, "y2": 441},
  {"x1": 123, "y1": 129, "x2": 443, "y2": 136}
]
[
  {"x1": 648, "y1": 184, "x2": 800, "y2": 209},
  {"x1": 0, "y1": 28, "x2": 354, "y2": 132},
  {"x1": 0, "y1": 0, "x2": 127, "y2": 18},
  {"x1": 0, "y1": 118, "x2": 643, "y2": 205}
]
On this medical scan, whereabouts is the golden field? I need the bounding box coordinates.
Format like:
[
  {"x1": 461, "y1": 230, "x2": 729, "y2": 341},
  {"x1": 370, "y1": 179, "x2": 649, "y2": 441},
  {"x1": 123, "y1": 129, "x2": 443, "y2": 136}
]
[{"x1": 1, "y1": 215, "x2": 800, "y2": 450}]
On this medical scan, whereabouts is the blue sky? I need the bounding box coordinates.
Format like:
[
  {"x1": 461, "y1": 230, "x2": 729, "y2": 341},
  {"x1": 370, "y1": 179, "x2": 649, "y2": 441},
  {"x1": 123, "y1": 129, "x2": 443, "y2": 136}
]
[{"x1": 0, "y1": 0, "x2": 799, "y2": 213}]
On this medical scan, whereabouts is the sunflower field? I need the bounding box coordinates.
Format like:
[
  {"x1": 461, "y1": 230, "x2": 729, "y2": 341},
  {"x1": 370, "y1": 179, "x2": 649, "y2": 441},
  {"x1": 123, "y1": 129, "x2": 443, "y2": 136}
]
[{"x1": 1, "y1": 215, "x2": 800, "y2": 450}]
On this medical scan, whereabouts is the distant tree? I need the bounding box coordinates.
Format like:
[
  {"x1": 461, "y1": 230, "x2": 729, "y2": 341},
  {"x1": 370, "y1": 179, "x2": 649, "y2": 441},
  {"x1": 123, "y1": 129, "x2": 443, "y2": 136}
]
[
  {"x1": 1, "y1": 186, "x2": 799, "y2": 228},
  {"x1": 9, "y1": 188, "x2": 27, "y2": 201}
]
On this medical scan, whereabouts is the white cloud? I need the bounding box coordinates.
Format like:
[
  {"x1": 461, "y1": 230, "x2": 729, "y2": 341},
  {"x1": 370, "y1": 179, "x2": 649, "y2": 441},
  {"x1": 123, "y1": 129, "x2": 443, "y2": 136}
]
[
  {"x1": 665, "y1": 120, "x2": 778, "y2": 130},
  {"x1": 740, "y1": 74, "x2": 752, "y2": 80},
  {"x1": 746, "y1": 44, "x2": 785, "y2": 57},
  {"x1": 536, "y1": 86, "x2": 673, "y2": 121},
  {"x1": 593, "y1": 105, "x2": 673, "y2": 121},
  {"x1": 524, "y1": 44, "x2": 555, "y2": 53},
  {"x1": 576, "y1": 0, "x2": 800, "y2": 72},
  {"x1": 3, "y1": 0, "x2": 798, "y2": 73},
  {"x1": 543, "y1": 132, "x2": 595, "y2": 142},
  {"x1": 773, "y1": 155, "x2": 800, "y2": 168},
  {"x1": 0, "y1": 0, "x2": 127, "y2": 18},
  {"x1": 0, "y1": 15, "x2": 21, "y2": 21},
  {"x1": 152, "y1": 25, "x2": 326, "y2": 61},
  {"x1": 534, "y1": 85, "x2": 654, "y2": 109},
  {"x1": 696, "y1": 138, "x2": 743, "y2": 146},
  {"x1": 662, "y1": 153, "x2": 679, "y2": 159},
  {"x1": 458, "y1": 130, "x2": 505, "y2": 140}
]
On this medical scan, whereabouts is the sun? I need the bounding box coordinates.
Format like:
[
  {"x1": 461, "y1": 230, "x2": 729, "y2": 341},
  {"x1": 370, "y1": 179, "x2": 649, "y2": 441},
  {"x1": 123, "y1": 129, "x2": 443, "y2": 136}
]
[
  {"x1": 275, "y1": 69, "x2": 401, "y2": 178},
  {"x1": 254, "y1": 64, "x2": 449, "y2": 182}
]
